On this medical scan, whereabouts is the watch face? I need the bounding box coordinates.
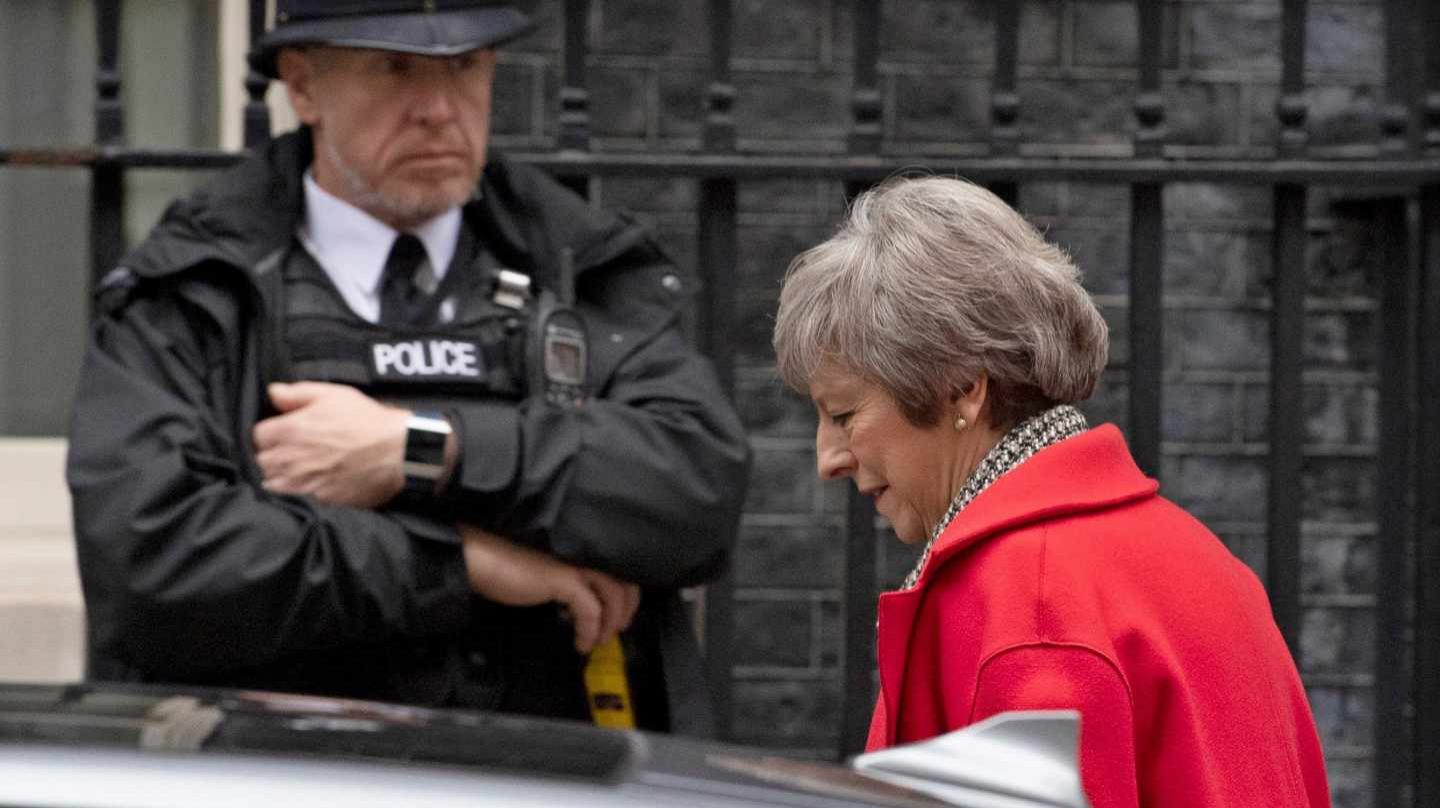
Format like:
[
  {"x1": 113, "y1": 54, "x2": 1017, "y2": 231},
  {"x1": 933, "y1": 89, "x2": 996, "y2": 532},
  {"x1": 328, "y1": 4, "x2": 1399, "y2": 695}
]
[{"x1": 404, "y1": 413, "x2": 451, "y2": 482}]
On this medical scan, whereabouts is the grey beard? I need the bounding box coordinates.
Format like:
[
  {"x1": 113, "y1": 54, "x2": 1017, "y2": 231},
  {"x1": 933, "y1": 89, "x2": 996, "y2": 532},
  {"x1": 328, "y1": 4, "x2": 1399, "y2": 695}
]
[{"x1": 325, "y1": 138, "x2": 466, "y2": 227}]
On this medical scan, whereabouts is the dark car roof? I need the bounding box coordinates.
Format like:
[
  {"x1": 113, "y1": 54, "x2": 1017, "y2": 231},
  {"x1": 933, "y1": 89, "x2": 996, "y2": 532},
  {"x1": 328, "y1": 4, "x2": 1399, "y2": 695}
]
[{"x1": 0, "y1": 683, "x2": 948, "y2": 808}]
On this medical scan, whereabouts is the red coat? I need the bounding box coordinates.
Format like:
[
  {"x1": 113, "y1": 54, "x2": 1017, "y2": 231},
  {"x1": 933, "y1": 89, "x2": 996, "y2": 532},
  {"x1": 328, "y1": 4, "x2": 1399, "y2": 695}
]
[{"x1": 866, "y1": 425, "x2": 1330, "y2": 808}]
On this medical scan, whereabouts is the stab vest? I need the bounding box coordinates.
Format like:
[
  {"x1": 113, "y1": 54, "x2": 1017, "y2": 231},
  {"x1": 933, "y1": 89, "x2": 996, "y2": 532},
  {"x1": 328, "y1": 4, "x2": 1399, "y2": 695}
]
[
  {"x1": 262, "y1": 222, "x2": 532, "y2": 408},
  {"x1": 255, "y1": 225, "x2": 602, "y2": 717}
]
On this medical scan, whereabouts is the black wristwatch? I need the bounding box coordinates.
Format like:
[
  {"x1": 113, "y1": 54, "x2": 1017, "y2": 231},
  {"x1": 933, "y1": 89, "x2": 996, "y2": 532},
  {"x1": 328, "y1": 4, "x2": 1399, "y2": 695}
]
[{"x1": 402, "y1": 410, "x2": 452, "y2": 496}]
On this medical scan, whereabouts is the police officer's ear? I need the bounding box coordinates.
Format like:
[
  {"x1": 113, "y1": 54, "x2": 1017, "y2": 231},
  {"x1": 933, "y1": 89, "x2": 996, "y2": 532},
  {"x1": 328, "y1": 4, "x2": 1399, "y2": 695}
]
[{"x1": 276, "y1": 48, "x2": 323, "y2": 126}]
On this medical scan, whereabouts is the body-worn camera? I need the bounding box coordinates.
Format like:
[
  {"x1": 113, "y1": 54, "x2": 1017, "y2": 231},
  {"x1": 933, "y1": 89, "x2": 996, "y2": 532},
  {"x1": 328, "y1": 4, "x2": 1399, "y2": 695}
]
[
  {"x1": 489, "y1": 247, "x2": 589, "y2": 406},
  {"x1": 527, "y1": 289, "x2": 588, "y2": 406}
]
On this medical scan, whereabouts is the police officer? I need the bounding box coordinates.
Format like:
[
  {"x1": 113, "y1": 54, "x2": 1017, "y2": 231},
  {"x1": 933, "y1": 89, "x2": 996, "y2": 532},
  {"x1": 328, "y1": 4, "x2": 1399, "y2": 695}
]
[{"x1": 66, "y1": 0, "x2": 750, "y2": 736}]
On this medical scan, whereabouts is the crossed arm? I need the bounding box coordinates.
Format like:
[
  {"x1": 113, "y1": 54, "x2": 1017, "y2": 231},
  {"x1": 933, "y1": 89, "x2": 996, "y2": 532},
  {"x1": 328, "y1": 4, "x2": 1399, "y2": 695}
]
[
  {"x1": 252, "y1": 380, "x2": 639, "y2": 653},
  {"x1": 69, "y1": 283, "x2": 745, "y2": 675}
]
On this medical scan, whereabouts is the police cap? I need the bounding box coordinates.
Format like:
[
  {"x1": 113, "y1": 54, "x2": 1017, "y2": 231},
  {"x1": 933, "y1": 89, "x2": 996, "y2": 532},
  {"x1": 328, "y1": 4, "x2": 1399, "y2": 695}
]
[{"x1": 249, "y1": 0, "x2": 533, "y2": 79}]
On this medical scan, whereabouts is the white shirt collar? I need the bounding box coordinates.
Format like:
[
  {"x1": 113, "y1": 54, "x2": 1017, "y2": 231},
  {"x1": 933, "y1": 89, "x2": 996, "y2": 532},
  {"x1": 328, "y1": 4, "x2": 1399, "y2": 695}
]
[{"x1": 298, "y1": 172, "x2": 462, "y2": 301}]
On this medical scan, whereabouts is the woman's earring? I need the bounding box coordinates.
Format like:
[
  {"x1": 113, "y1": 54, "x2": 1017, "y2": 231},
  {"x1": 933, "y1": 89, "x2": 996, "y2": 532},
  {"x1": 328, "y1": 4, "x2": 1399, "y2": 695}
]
[{"x1": 954, "y1": 416, "x2": 968, "y2": 432}]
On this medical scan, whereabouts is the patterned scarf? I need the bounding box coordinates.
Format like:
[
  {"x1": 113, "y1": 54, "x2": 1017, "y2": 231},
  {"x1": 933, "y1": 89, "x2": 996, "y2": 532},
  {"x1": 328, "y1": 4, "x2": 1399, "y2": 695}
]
[{"x1": 902, "y1": 404, "x2": 1089, "y2": 590}]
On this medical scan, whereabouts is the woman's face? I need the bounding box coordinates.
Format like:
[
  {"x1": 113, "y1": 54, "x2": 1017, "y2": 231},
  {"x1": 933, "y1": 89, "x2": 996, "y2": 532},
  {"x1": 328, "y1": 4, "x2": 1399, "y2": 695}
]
[{"x1": 809, "y1": 365, "x2": 962, "y2": 543}]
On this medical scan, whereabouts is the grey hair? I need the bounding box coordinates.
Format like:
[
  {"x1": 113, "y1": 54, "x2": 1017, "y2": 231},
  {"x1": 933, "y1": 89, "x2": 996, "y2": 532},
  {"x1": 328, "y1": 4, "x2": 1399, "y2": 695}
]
[{"x1": 772, "y1": 175, "x2": 1108, "y2": 428}]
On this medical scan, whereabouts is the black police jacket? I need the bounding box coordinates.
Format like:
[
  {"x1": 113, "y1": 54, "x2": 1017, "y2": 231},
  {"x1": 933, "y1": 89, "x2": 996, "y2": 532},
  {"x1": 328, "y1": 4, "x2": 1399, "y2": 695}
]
[{"x1": 65, "y1": 130, "x2": 751, "y2": 736}]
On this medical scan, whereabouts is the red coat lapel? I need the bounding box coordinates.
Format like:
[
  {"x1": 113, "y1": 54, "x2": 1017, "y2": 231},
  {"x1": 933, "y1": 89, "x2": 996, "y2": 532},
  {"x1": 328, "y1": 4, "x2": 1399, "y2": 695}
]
[
  {"x1": 917, "y1": 425, "x2": 1157, "y2": 588},
  {"x1": 869, "y1": 425, "x2": 1157, "y2": 749},
  {"x1": 871, "y1": 587, "x2": 924, "y2": 748}
]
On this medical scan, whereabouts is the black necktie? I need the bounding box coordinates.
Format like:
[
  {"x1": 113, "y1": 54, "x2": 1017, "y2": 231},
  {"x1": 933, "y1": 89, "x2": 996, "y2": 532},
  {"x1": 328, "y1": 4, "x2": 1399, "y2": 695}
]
[{"x1": 379, "y1": 233, "x2": 433, "y2": 327}]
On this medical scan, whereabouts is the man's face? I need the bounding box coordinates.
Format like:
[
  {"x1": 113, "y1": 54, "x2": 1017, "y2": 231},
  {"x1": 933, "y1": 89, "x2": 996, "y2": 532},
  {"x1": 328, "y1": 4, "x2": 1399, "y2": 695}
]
[{"x1": 281, "y1": 47, "x2": 496, "y2": 229}]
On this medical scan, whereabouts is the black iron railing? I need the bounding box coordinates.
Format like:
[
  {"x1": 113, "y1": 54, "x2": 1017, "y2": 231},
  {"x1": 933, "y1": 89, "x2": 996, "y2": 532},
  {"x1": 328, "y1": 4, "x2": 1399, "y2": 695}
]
[{"x1": 1, "y1": 2, "x2": 1438, "y2": 802}]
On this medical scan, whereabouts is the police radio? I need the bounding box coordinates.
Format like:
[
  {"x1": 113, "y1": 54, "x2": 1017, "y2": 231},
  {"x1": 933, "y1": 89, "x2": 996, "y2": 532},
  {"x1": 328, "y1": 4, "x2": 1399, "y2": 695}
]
[{"x1": 527, "y1": 248, "x2": 588, "y2": 406}]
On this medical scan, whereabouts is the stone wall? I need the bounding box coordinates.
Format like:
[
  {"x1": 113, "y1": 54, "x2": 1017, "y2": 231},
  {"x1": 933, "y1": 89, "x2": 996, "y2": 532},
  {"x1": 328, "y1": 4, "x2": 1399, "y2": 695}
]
[
  {"x1": 493, "y1": 1, "x2": 1396, "y2": 805},
  {"x1": 0, "y1": 439, "x2": 85, "y2": 683}
]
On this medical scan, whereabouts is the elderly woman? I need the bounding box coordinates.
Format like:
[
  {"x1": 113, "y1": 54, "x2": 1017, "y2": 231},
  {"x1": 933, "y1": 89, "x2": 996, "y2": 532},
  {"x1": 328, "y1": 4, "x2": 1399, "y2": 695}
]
[{"x1": 772, "y1": 176, "x2": 1329, "y2": 808}]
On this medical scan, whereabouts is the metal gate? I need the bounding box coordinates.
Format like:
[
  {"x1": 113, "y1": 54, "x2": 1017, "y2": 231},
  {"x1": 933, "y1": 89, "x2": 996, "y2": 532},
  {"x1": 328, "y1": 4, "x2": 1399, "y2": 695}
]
[{"x1": 2, "y1": 1, "x2": 1438, "y2": 802}]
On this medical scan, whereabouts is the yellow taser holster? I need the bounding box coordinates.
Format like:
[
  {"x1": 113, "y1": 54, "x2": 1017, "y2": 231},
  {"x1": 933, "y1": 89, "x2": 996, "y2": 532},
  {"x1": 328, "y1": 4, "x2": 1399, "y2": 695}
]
[{"x1": 583, "y1": 636, "x2": 636, "y2": 729}]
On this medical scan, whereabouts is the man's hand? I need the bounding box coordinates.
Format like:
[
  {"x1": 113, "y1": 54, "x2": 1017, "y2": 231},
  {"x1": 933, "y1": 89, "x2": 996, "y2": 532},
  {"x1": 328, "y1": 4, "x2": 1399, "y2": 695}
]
[
  {"x1": 461, "y1": 526, "x2": 641, "y2": 654},
  {"x1": 254, "y1": 382, "x2": 409, "y2": 508}
]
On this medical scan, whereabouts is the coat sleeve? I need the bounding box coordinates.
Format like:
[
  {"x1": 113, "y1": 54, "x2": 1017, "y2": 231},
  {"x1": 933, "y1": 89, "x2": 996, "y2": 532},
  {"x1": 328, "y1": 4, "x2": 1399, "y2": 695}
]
[
  {"x1": 66, "y1": 287, "x2": 473, "y2": 678},
  {"x1": 443, "y1": 253, "x2": 752, "y2": 590},
  {"x1": 968, "y1": 644, "x2": 1139, "y2": 808}
]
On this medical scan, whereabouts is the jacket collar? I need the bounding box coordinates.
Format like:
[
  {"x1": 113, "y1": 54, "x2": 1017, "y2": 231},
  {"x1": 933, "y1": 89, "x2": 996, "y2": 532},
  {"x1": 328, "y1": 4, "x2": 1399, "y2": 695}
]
[
  {"x1": 120, "y1": 130, "x2": 313, "y2": 280},
  {"x1": 913, "y1": 424, "x2": 1157, "y2": 589},
  {"x1": 871, "y1": 424, "x2": 1157, "y2": 749}
]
